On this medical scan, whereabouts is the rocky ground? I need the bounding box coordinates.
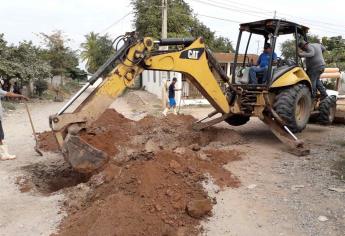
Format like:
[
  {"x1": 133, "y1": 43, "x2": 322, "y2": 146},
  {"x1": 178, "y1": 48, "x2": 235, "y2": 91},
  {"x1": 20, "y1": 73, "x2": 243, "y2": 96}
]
[{"x1": 0, "y1": 89, "x2": 344, "y2": 236}]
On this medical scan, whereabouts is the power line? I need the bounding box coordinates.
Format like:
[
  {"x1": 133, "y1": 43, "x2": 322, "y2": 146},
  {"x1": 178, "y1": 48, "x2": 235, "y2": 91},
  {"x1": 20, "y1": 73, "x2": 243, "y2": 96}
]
[
  {"x1": 191, "y1": 0, "x2": 345, "y2": 35},
  {"x1": 206, "y1": 0, "x2": 273, "y2": 15},
  {"x1": 188, "y1": 0, "x2": 272, "y2": 19},
  {"x1": 278, "y1": 12, "x2": 345, "y2": 29},
  {"x1": 99, "y1": 11, "x2": 133, "y2": 34},
  {"x1": 213, "y1": 0, "x2": 345, "y2": 29},
  {"x1": 197, "y1": 14, "x2": 241, "y2": 24},
  {"x1": 210, "y1": 0, "x2": 274, "y2": 14}
]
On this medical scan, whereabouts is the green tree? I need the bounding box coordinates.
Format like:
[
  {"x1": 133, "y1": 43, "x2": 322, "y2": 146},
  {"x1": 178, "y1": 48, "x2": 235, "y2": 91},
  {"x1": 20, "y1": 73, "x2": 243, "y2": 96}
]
[
  {"x1": 39, "y1": 31, "x2": 79, "y2": 84},
  {"x1": 322, "y1": 36, "x2": 345, "y2": 71},
  {"x1": 81, "y1": 32, "x2": 115, "y2": 73},
  {"x1": 67, "y1": 67, "x2": 88, "y2": 81},
  {"x1": 131, "y1": 0, "x2": 234, "y2": 52},
  {"x1": 280, "y1": 34, "x2": 321, "y2": 61},
  {"x1": 0, "y1": 35, "x2": 51, "y2": 93},
  {"x1": 12, "y1": 41, "x2": 51, "y2": 83},
  {"x1": 307, "y1": 34, "x2": 320, "y2": 43}
]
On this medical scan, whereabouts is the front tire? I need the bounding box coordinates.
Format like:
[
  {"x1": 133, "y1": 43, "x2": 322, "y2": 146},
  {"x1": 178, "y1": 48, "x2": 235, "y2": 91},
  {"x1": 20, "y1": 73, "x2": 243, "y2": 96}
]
[
  {"x1": 273, "y1": 84, "x2": 312, "y2": 133},
  {"x1": 317, "y1": 95, "x2": 337, "y2": 125}
]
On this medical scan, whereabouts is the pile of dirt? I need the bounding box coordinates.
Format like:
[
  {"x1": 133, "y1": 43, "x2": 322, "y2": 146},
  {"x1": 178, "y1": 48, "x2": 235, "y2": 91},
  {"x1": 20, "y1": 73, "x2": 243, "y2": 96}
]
[
  {"x1": 57, "y1": 148, "x2": 240, "y2": 236},
  {"x1": 37, "y1": 131, "x2": 60, "y2": 152},
  {"x1": 37, "y1": 109, "x2": 244, "y2": 235}
]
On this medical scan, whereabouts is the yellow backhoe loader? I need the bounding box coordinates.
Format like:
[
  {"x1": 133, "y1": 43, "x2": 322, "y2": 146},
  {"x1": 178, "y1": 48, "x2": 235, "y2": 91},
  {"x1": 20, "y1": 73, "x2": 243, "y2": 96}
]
[{"x1": 49, "y1": 19, "x2": 335, "y2": 173}]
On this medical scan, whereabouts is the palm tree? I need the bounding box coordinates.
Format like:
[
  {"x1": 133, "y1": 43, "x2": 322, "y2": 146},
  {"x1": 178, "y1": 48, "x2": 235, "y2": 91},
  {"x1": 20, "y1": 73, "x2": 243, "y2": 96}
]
[
  {"x1": 80, "y1": 32, "x2": 115, "y2": 74},
  {"x1": 80, "y1": 32, "x2": 99, "y2": 73}
]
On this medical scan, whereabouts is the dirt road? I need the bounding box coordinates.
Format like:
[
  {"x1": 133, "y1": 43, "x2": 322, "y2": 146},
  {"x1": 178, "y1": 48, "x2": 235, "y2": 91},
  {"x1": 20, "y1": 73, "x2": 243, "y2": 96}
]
[
  {"x1": 1, "y1": 90, "x2": 344, "y2": 236},
  {"x1": 0, "y1": 101, "x2": 65, "y2": 236}
]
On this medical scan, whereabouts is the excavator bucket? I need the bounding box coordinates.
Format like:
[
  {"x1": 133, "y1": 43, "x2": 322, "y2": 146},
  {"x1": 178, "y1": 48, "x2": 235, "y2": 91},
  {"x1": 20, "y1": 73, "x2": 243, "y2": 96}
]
[{"x1": 62, "y1": 134, "x2": 109, "y2": 173}]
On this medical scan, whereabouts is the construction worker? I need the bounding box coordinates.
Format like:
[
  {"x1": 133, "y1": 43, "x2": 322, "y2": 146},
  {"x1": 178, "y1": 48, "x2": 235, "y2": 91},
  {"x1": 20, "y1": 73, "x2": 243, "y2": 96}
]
[
  {"x1": 249, "y1": 43, "x2": 277, "y2": 84},
  {"x1": 162, "y1": 77, "x2": 181, "y2": 116},
  {"x1": 298, "y1": 39, "x2": 328, "y2": 99},
  {"x1": 0, "y1": 84, "x2": 29, "y2": 160}
]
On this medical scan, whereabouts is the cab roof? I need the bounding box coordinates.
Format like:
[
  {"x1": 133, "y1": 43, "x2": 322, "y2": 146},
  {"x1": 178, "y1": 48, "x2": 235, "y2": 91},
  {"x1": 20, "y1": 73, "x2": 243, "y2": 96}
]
[{"x1": 240, "y1": 19, "x2": 309, "y2": 36}]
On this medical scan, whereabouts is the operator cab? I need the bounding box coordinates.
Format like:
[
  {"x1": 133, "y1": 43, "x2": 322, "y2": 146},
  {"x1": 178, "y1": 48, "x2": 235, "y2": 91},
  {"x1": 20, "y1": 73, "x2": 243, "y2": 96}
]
[{"x1": 232, "y1": 19, "x2": 309, "y2": 88}]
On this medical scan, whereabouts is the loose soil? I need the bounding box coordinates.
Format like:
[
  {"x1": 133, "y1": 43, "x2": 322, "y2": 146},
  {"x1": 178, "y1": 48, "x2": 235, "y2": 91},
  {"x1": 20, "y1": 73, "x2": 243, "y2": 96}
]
[
  {"x1": 37, "y1": 131, "x2": 60, "y2": 153},
  {"x1": 37, "y1": 109, "x2": 244, "y2": 235}
]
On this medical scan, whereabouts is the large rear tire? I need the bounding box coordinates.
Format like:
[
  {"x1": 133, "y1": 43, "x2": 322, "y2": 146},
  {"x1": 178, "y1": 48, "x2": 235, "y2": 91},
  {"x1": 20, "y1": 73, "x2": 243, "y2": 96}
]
[
  {"x1": 317, "y1": 96, "x2": 336, "y2": 125},
  {"x1": 225, "y1": 114, "x2": 250, "y2": 126},
  {"x1": 273, "y1": 84, "x2": 312, "y2": 133}
]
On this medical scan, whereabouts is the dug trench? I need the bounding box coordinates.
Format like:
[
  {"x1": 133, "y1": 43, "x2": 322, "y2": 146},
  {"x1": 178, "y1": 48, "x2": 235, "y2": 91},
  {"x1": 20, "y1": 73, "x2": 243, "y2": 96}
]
[{"x1": 23, "y1": 109, "x2": 245, "y2": 235}]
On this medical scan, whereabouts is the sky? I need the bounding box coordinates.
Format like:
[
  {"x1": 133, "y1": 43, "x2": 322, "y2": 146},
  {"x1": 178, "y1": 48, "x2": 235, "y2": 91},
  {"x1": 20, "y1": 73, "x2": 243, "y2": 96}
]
[{"x1": 1, "y1": 0, "x2": 345, "y2": 61}]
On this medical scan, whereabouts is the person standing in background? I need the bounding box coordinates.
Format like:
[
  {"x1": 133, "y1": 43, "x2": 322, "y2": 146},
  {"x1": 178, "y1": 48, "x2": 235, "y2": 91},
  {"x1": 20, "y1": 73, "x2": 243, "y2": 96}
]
[{"x1": 162, "y1": 77, "x2": 181, "y2": 116}]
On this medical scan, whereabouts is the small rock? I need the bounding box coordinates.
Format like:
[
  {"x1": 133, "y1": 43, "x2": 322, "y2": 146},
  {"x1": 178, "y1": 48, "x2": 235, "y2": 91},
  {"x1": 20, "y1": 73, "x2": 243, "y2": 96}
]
[
  {"x1": 174, "y1": 147, "x2": 186, "y2": 155},
  {"x1": 90, "y1": 173, "x2": 106, "y2": 187},
  {"x1": 198, "y1": 152, "x2": 210, "y2": 161},
  {"x1": 190, "y1": 144, "x2": 201, "y2": 151},
  {"x1": 155, "y1": 204, "x2": 162, "y2": 211},
  {"x1": 318, "y1": 215, "x2": 328, "y2": 222},
  {"x1": 328, "y1": 187, "x2": 345, "y2": 193},
  {"x1": 166, "y1": 189, "x2": 173, "y2": 197},
  {"x1": 169, "y1": 160, "x2": 181, "y2": 169},
  {"x1": 145, "y1": 139, "x2": 159, "y2": 153},
  {"x1": 247, "y1": 184, "x2": 257, "y2": 189},
  {"x1": 186, "y1": 199, "x2": 212, "y2": 218},
  {"x1": 291, "y1": 185, "x2": 304, "y2": 190}
]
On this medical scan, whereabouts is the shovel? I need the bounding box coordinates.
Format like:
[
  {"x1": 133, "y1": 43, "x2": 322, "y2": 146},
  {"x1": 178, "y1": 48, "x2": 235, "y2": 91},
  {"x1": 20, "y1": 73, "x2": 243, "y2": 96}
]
[{"x1": 24, "y1": 103, "x2": 43, "y2": 156}]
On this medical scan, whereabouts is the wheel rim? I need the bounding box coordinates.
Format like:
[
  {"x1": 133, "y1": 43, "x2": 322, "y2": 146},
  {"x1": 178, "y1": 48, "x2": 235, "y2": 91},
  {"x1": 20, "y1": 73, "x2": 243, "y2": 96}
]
[{"x1": 295, "y1": 95, "x2": 309, "y2": 123}]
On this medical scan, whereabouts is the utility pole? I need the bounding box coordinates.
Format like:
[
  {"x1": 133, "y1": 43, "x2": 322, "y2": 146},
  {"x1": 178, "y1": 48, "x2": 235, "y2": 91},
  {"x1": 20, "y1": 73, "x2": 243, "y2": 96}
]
[
  {"x1": 256, "y1": 40, "x2": 260, "y2": 55},
  {"x1": 273, "y1": 10, "x2": 277, "y2": 19},
  {"x1": 160, "y1": 0, "x2": 169, "y2": 109},
  {"x1": 161, "y1": 0, "x2": 168, "y2": 40}
]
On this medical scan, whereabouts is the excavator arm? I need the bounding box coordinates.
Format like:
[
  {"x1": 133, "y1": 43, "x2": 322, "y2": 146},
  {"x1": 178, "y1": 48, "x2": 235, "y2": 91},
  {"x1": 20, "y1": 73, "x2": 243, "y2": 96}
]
[{"x1": 50, "y1": 32, "x2": 308, "y2": 173}]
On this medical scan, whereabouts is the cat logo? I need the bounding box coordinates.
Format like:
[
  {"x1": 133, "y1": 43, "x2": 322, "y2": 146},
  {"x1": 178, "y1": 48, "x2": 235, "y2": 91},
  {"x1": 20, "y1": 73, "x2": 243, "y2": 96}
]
[
  {"x1": 179, "y1": 48, "x2": 204, "y2": 60},
  {"x1": 187, "y1": 50, "x2": 200, "y2": 59}
]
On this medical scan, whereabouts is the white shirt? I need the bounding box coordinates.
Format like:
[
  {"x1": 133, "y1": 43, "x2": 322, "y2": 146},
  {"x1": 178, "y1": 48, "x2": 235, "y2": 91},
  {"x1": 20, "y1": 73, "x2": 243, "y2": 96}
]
[{"x1": 0, "y1": 89, "x2": 8, "y2": 120}]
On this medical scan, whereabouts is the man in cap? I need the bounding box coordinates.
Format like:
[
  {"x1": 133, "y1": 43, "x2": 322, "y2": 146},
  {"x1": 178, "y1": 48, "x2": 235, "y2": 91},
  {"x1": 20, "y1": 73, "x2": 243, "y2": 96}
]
[
  {"x1": 249, "y1": 43, "x2": 277, "y2": 84},
  {"x1": 298, "y1": 39, "x2": 328, "y2": 99}
]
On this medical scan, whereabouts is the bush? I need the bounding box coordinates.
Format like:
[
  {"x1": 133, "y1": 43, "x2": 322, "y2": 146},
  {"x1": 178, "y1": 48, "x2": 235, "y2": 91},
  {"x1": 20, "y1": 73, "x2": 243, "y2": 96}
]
[{"x1": 34, "y1": 79, "x2": 48, "y2": 97}]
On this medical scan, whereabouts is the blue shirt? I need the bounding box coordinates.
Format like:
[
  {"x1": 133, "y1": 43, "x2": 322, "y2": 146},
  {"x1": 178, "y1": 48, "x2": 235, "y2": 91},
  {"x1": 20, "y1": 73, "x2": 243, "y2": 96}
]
[{"x1": 257, "y1": 51, "x2": 277, "y2": 68}]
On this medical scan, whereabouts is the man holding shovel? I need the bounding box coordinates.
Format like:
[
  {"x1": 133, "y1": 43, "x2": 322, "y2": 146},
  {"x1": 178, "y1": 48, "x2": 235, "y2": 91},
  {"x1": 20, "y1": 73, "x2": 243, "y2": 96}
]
[{"x1": 0, "y1": 87, "x2": 29, "y2": 160}]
